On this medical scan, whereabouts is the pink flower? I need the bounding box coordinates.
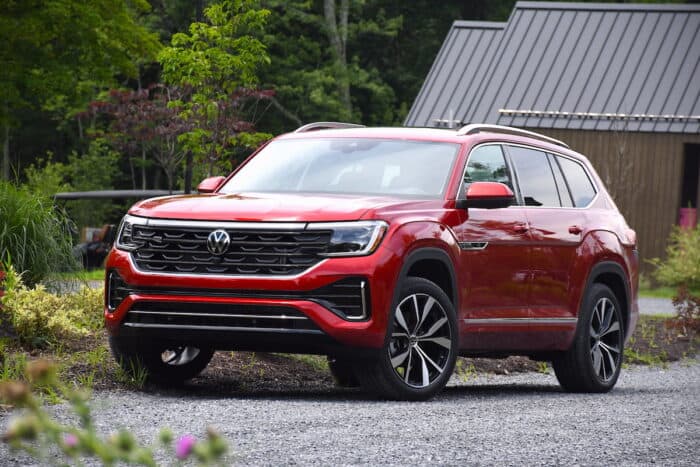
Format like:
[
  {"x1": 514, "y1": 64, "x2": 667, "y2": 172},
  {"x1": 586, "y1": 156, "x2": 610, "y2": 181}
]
[
  {"x1": 175, "y1": 434, "x2": 196, "y2": 460},
  {"x1": 63, "y1": 433, "x2": 79, "y2": 448}
]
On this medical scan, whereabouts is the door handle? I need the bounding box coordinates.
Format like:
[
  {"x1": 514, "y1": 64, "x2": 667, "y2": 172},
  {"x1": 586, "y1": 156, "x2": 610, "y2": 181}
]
[
  {"x1": 513, "y1": 224, "x2": 529, "y2": 234},
  {"x1": 569, "y1": 225, "x2": 583, "y2": 235}
]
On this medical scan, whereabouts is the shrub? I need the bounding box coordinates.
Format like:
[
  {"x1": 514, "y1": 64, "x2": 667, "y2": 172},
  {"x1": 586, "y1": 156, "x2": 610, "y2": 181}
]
[
  {"x1": 669, "y1": 287, "x2": 700, "y2": 337},
  {"x1": 1, "y1": 276, "x2": 103, "y2": 348},
  {"x1": 0, "y1": 182, "x2": 77, "y2": 286},
  {"x1": 650, "y1": 226, "x2": 700, "y2": 290},
  {"x1": 24, "y1": 140, "x2": 123, "y2": 233},
  {"x1": 1, "y1": 360, "x2": 229, "y2": 465}
]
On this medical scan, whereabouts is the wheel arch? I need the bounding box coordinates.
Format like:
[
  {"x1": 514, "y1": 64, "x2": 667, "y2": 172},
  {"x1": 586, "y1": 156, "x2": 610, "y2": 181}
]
[
  {"x1": 585, "y1": 261, "x2": 631, "y2": 337},
  {"x1": 396, "y1": 247, "x2": 458, "y2": 311}
]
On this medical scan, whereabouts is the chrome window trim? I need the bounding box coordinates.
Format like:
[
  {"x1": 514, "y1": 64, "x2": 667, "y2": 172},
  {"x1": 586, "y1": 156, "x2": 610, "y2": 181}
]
[
  {"x1": 502, "y1": 142, "x2": 599, "y2": 192},
  {"x1": 458, "y1": 141, "x2": 600, "y2": 210}
]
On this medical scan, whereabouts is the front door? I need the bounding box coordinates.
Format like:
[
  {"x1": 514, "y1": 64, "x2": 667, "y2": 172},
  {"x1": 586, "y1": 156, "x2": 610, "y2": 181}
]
[{"x1": 452, "y1": 144, "x2": 532, "y2": 350}]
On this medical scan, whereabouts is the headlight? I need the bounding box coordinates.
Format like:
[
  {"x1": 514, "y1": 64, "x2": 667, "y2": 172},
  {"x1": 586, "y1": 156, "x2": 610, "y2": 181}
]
[
  {"x1": 310, "y1": 221, "x2": 388, "y2": 257},
  {"x1": 115, "y1": 214, "x2": 146, "y2": 251}
]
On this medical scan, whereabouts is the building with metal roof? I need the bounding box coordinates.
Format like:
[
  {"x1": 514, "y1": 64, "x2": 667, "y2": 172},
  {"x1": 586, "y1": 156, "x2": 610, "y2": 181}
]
[{"x1": 407, "y1": 1, "x2": 700, "y2": 271}]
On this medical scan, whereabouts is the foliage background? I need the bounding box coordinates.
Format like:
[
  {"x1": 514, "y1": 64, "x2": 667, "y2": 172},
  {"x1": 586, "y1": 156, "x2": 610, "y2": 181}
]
[{"x1": 0, "y1": 0, "x2": 690, "y2": 231}]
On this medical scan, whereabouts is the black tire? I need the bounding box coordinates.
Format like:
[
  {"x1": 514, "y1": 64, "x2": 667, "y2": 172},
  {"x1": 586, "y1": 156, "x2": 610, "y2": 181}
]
[
  {"x1": 553, "y1": 283, "x2": 625, "y2": 393},
  {"x1": 109, "y1": 336, "x2": 215, "y2": 385},
  {"x1": 353, "y1": 277, "x2": 458, "y2": 401},
  {"x1": 327, "y1": 357, "x2": 360, "y2": 387}
]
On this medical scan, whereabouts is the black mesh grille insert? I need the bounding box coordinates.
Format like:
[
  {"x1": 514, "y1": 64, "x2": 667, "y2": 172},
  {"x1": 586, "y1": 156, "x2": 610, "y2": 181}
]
[
  {"x1": 130, "y1": 225, "x2": 332, "y2": 276},
  {"x1": 310, "y1": 278, "x2": 368, "y2": 319},
  {"x1": 123, "y1": 302, "x2": 320, "y2": 332},
  {"x1": 107, "y1": 271, "x2": 130, "y2": 311}
]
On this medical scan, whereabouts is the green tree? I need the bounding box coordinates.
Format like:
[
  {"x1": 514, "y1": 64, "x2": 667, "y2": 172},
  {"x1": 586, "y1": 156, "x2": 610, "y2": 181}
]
[
  {"x1": 0, "y1": 0, "x2": 161, "y2": 180},
  {"x1": 258, "y1": 0, "x2": 401, "y2": 132},
  {"x1": 158, "y1": 0, "x2": 271, "y2": 182}
]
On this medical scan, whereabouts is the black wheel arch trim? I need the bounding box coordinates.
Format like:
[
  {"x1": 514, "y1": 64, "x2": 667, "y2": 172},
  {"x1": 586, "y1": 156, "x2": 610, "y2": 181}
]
[
  {"x1": 583, "y1": 260, "x2": 631, "y2": 336},
  {"x1": 393, "y1": 247, "x2": 459, "y2": 311}
]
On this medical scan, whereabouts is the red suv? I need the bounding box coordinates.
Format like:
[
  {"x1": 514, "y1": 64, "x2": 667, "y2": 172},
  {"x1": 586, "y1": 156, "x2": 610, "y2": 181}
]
[{"x1": 105, "y1": 123, "x2": 638, "y2": 400}]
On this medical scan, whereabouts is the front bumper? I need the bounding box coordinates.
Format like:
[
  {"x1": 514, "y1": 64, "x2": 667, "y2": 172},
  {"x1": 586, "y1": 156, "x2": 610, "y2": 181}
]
[{"x1": 104, "y1": 246, "x2": 401, "y2": 351}]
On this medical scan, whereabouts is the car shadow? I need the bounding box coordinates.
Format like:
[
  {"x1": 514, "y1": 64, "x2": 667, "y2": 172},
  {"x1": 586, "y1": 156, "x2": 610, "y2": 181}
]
[{"x1": 131, "y1": 377, "x2": 617, "y2": 403}]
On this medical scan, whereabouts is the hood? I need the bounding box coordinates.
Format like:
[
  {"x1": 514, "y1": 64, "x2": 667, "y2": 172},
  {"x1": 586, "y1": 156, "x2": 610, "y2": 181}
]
[{"x1": 128, "y1": 192, "x2": 399, "y2": 222}]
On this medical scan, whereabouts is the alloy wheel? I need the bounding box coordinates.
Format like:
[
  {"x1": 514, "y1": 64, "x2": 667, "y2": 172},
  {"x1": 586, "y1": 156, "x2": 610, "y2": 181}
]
[
  {"x1": 589, "y1": 297, "x2": 622, "y2": 382},
  {"x1": 388, "y1": 293, "x2": 452, "y2": 388},
  {"x1": 161, "y1": 346, "x2": 201, "y2": 366}
]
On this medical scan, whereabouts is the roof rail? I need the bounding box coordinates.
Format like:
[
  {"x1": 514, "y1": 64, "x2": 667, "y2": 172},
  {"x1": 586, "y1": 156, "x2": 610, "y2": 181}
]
[
  {"x1": 294, "y1": 122, "x2": 365, "y2": 133},
  {"x1": 456, "y1": 124, "x2": 569, "y2": 148}
]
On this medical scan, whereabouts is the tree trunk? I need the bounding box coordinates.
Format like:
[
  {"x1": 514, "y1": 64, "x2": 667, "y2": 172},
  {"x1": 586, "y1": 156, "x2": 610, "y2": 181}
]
[
  {"x1": 195, "y1": 0, "x2": 204, "y2": 22},
  {"x1": 2, "y1": 120, "x2": 9, "y2": 181},
  {"x1": 141, "y1": 146, "x2": 147, "y2": 190},
  {"x1": 128, "y1": 157, "x2": 136, "y2": 190},
  {"x1": 323, "y1": 0, "x2": 352, "y2": 119},
  {"x1": 184, "y1": 151, "x2": 193, "y2": 194}
]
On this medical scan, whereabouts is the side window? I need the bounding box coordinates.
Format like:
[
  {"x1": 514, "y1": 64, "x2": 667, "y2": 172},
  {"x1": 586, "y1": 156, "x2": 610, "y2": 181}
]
[
  {"x1": 507, "y1": 146, "x2": 560, "y2": 207},
  {"x1": 556, "y1": 156, "x2": 597, "y2": 207},
  {"x1": 464, "y1": 145, "x2": 512, "y2": 188},
  {"x1": 548, "y1": 153, "x2": 574, "y2": 207}
]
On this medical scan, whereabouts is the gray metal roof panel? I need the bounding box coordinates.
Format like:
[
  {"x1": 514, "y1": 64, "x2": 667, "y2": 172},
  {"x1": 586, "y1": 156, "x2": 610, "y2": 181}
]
[
  {"x1": 403, "y1": 21, "x2": 505, "y2": 127},
  {"x1": 407, "y1": 2, "x2": 700, "y2": 134},
  {"x1": 516, "y1": 2, "x2": 700, "y2": 12}
]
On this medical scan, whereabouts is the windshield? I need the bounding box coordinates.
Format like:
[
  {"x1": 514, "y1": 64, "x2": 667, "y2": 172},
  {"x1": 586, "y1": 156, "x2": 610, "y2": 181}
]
[{"x1": 219, "y1": 138, "x2": 459, "y2": 197}]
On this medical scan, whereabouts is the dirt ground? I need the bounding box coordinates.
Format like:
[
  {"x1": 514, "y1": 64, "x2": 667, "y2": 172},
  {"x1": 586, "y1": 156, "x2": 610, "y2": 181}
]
[{"x1": 2, "y1": 316, "x2": 697, "y2": 396}]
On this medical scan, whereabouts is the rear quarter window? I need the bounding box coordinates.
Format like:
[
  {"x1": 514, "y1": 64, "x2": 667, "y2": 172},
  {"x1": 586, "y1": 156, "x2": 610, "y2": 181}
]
[{"x1": 556, "y1": 156, "x2": 597, "y2": 207}]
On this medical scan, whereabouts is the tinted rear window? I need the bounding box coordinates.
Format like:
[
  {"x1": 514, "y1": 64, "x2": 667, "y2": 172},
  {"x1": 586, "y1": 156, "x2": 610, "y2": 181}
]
[{"x1": 508, "y1": 146, "x2": 560, "y2": 207}]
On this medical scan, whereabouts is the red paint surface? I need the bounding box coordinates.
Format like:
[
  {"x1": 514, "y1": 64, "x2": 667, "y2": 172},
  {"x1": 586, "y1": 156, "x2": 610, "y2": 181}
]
[{"x1": 105, "y1": 128, "x2": 639, "y2": 354}]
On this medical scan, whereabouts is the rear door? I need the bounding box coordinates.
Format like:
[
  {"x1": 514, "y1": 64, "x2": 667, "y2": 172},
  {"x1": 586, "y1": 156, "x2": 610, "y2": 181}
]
[{"x1": 505, "y1": 145, "x2": 593, "y2": 347}]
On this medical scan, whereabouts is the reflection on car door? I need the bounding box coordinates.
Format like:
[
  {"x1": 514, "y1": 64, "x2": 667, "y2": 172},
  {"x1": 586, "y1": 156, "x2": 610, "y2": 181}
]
[
  {"x1": 453, "y1": 144, "x2": 532, "y2": 350},
  {"x1": 506, "y1": 146, "x2": 587, "y2": 348}
]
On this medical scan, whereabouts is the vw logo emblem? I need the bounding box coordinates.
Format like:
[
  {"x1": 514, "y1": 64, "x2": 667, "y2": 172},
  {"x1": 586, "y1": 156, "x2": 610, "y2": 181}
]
[{"x1": 207, "y1": 229, "x2": 230, "y2": 255}]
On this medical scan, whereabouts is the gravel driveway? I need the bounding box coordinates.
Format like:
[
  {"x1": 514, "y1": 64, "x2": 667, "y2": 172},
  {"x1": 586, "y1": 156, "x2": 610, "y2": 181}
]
[{"x1": 2, "y1": 361, "x2": 698, "y2": 466}]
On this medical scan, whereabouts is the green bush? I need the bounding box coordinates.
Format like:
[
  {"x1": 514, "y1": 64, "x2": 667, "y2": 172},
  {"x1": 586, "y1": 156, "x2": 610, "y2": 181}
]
[
  {"x1": 650, "y1": 226, "x2": 700, "y2": 290},
  {"x1": 0, "y1": 182, "x2": 77, "y2": 285},
  {"x1": 25, "y1": 140, "x2": 123, "y2": 230},
  {"x1": 1, "y1": 271, "x2": 103, "y2": 348}
]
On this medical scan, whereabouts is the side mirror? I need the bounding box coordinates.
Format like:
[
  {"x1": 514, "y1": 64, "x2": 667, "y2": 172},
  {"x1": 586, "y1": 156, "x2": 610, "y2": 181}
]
[
  {"x1": 462, "y1": 181, "x2": 515, "y2": 209},
  {"x1": 196, "y1": 176, "x2": 226, "y2": 194}
]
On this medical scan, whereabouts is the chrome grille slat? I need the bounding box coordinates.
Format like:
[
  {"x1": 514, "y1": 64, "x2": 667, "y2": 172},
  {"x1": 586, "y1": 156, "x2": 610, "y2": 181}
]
[
  {"x1": 122, "y1": 323, "x2": 322, "y2": 334},
  {"x1": 130, "y1": 225, "x2": 331, "y2": 275},
  {"x1": 129, "y1": 310, "x2": 308, "y2": 320},
  {"x1": 122, "y1": 302, "x2": 321, "y2": 332},
  {"x1": 135, "y1": 258, "x2": 312, "y2": 268}
]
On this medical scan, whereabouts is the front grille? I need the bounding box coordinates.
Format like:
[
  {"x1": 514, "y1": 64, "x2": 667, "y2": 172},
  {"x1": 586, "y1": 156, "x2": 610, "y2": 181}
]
[
  {"x1": 123, "y1": 302, "x2": 321, "y2": 333},
  {"x1": 130, "y1": 225, "x2": 332, "y2": 276}
]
